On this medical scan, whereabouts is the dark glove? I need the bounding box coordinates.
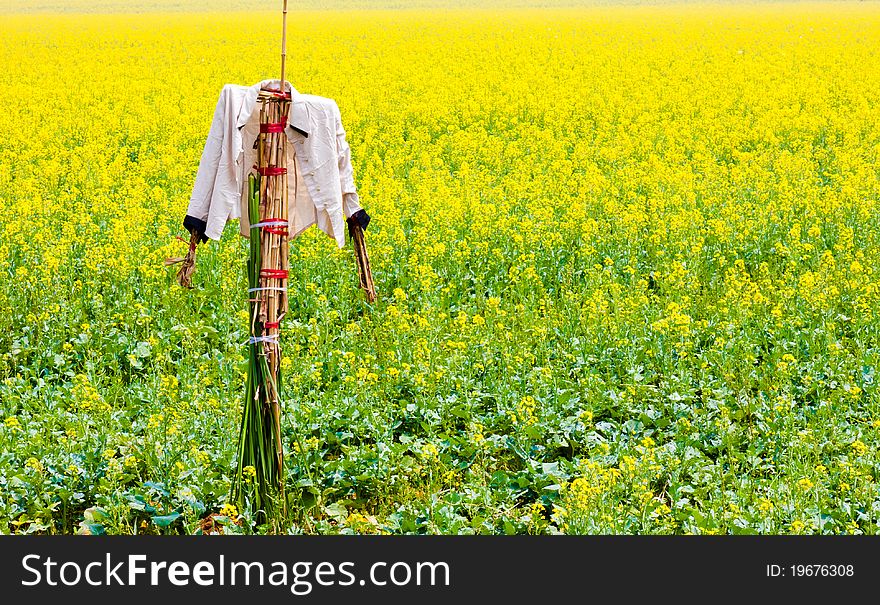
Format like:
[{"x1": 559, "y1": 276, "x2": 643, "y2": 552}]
[
  {"x1": 347, "y1": 209, "x2": 371, "y2": 238},
  {"x1": 183, "y1": 215, "x2": 209, "y2": 244}
]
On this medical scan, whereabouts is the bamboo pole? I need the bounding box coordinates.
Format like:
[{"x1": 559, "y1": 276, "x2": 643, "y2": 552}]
[
  {"x1": 280, "y1": 0, "x2": 288, "y2": 88},
  {"x1": 230, "y1": 0, "x2": 297, "y2": 529},
  {"x1": 258, "y1": 94, "x2": 290, "y2": 519}
]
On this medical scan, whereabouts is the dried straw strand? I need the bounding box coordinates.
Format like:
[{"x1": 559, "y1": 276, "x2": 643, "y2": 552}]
[{"x1": 349, "y1": 221, "x2": 377, "y2": 303}]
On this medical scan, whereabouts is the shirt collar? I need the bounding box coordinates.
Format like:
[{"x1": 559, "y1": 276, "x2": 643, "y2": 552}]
[
  {"x1": 236, "y1": 79, "x2": 307, "y2": 136},
  {"x1": 288, "y1": 99, "x2": 310, "y2": 138}
]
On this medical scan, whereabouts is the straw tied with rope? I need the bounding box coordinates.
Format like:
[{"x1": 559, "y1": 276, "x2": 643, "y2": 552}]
[{"x1": 165, "y1": 0, "x2": 376, "y2": 524}]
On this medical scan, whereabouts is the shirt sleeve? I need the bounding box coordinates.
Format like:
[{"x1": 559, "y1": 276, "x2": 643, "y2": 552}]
[
  {"x1": 334, "y1": 101, "x2": 365, "y2": 220},
  {"x1": 184, "y1": 86, "x2": 239, "y2": 241}
]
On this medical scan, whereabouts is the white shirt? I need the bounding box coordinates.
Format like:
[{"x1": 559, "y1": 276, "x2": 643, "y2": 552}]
[{"x1": 186, "y1": 79, "x2": 362, "y2": 248}]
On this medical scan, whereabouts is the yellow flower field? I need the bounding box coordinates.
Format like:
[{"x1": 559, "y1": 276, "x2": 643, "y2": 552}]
[{"x1": 1, "y1": 1, "x2": 880, "y2": 534}]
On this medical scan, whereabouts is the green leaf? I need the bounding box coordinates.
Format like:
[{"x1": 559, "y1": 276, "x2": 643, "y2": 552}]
[
  {"x1": 82, "y1": 523, "x2": 106, "y2": 536},
  {"x1": 524, "y1": 425, "x2": 543, "y2": 439},
  {"x1": 323, "y1": 502, "x2": 347, "y2": 522},
  {"x1": 151, "y1": 512, "x2": 181, "y2": 528},
  {"x1": 83, "y1": 506, "x2": 108, "y2": 523},
  {"x1": 449, "y1": 405, "x2": 471, "y2": 420}
]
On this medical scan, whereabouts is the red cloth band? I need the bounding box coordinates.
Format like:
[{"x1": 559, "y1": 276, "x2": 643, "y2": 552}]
[
  {"x1": 256, "y1": 218, "x2": 288, "y2": 236},
  {"x1": 260, "y1": 122, "x2": 286, "y2": 133},
  {"x1": 260, "y1": 269, "x2": 289, "y2": 279},
  {"x1": 265, "y1": 322, "x2": 280, "y2": 329},
  {"x1": 261, "y1": 90, "x2": 291, "y2": 99},
  {"x1": 257, "y1": 166, "x2": 287, "y2": 176}
]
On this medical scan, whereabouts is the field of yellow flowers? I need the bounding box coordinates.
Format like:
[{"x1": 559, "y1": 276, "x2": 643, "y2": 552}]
[{"x1": 2, "y1": 1, "x2": 880, "y2": 535}]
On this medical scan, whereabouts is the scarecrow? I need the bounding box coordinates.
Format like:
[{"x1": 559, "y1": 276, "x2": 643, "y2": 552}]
[{"x1": 166, "y1": 1, "x2": 375, "y2": 526}]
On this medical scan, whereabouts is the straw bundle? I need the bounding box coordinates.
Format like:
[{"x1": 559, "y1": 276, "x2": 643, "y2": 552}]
[
  {"x1": 232, "y1": 91, "x2": 291, "y2": 525},
  {"x1": 164, "y1": 231, "x2": 200, "y2": 288},
  {"x1": 348, "y1": 219, "x2": 377, "y2": 303}
]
